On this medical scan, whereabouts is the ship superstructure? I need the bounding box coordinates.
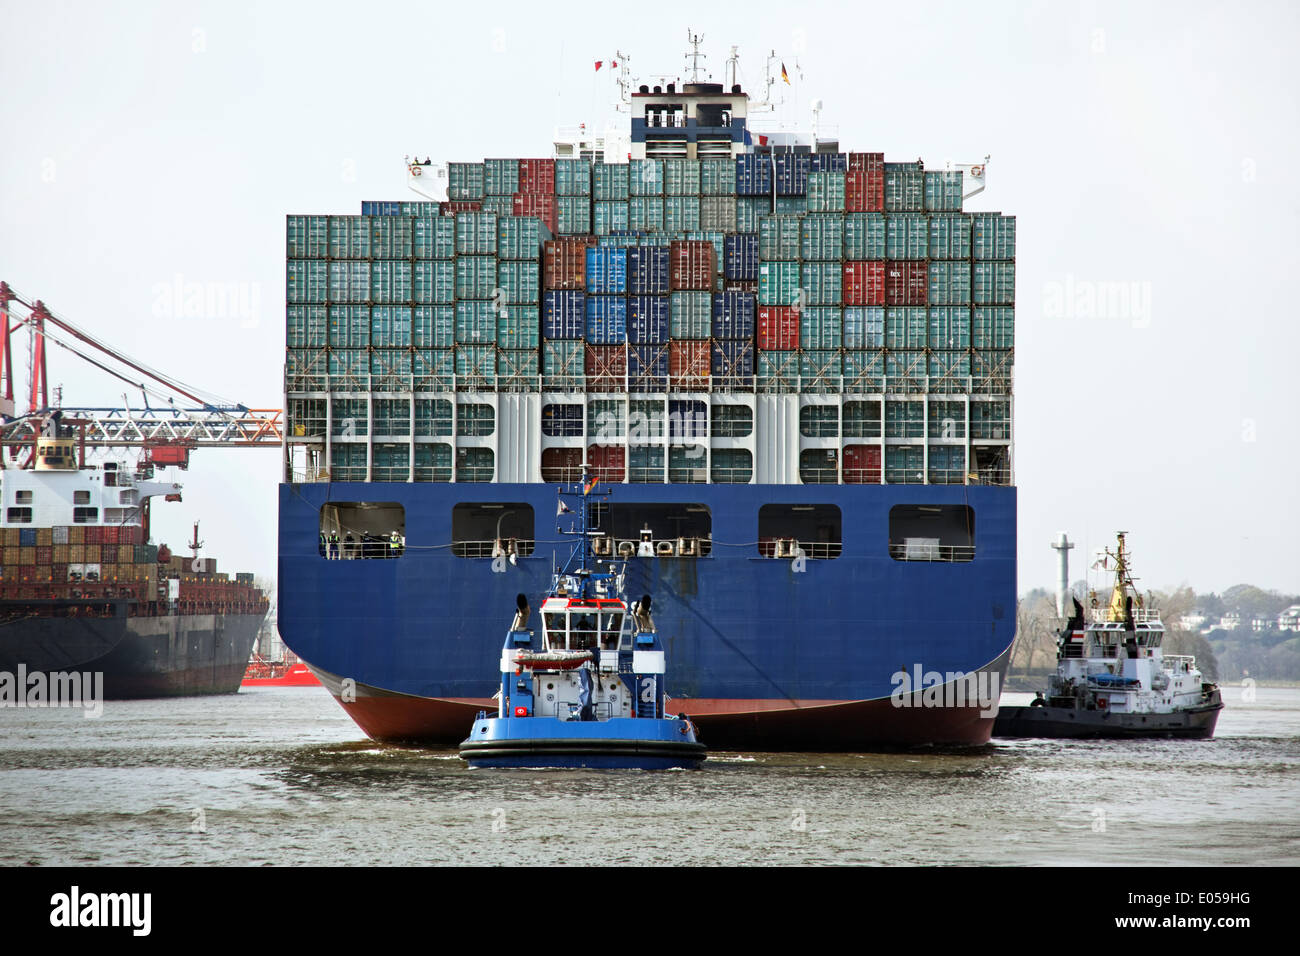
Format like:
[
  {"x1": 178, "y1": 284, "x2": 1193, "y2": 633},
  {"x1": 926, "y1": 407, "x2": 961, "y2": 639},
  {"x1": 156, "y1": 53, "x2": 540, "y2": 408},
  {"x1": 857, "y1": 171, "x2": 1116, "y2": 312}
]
[{"x1": 279, "y1": 45, "x2": 1016, "y2": 748}]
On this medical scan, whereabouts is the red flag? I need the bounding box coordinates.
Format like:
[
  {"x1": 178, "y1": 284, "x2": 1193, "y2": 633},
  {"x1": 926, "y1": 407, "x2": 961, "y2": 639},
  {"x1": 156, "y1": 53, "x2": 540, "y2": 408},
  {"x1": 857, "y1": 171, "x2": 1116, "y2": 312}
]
[
  {"x1": 611, "y1": 59, "x2": 617, "y2": 68},
  {"x1": 594, "y1": 61, "x2": 602, "y2": 71}
]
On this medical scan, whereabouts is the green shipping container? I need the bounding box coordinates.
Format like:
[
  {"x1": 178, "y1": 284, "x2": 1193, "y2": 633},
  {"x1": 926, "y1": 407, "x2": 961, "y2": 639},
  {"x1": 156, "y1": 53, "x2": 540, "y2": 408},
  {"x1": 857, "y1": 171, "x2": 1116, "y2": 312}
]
[
  {"x1": 414, "y1": 443, "x2": 453, "y2": 482},
  {"x1": 885, "y1": 445, "x2": 924, "y2": 483},
  {"x1": 758, "y1": 261, "x2": 801, "y2": 306},
  {"x1": 498, "y1": 261, "x2": 540, "y2": 305},
  {"x1": 448, "y1": 162, "x2": 485, "y2": 200},
  {"x1": 542, "y1": 340, "x2": 584, "y2": 384},
  {"x1": 286, "y1": 305, "x2": 328, "y2": 348},
  {"x1": 929, "y1": 215, "x2": 972, "y2": 260},
  {"x1": 801, "y1": 262, "x2": 842, "y2": 306},
  {"x1": 928, "y1": 262, "x2": 972, "y2": 306},
  {"x1": 455, "y1": 300, "x2": 497, "y2": 344},
  {"x1": 484, "y1": 158, "x2": 520, "y2": 197},
  {"x1": 886, "y1": 214, "x2": 929, "y2": 259},
  {"x1": 884, "y1": 169, "x2": 924, "y2": 213},
  {"x1": 629, "y1": 159, "x2": 663, "y2": 196},
  {"x1": 629, "y1": 197, "x2": 665, "y2": 233},
  {"x1": 412, "y1": 260, "x2": 455, "y2": 304},
  {"x1": 972, "y1": 214, "x2": 1016, "y2": 260},
  {"x1": 455, "y1": 256, "x2": 497, "y2": 300},
  {"x1": 972, "y1": 306, "x2": 1014, "y2": 349},
  {"x1": 774, "y1": 195, "x2": 806, "y2": 215},
  {"x1": 371, "y1": 260, "x2": 413, "y2": 304},
  {"x1": 369, "y1": 349, "x2": 411, "y2": 389},
  {"x1": 807, "y1": 172, "x2": 847, "y2": 213},
  {"x1": 843, "y1": 213, "x2": 886, "y2": 260},
  {"x1": 330, "y1": 398, "x2": 367, "y2": 436},
  {"x1": 801, "y1": 215, "x2": 844, "y2": 261},
  {"x1": 555, "y1": 159, "x2": 591, "y2": 197},
  {"x1": 670, "y1": 291, "x2": 711, "y2": 339},
  {"x1": 928, "y1": 306, "x2": 972, "y2": 349},
  {"x1": 287, "y1": 215, "x2": 329, "y2": 258},
  {"x1": 885, "y1": 308, "x2": 928, "y2": 349},
  {"x1": 328, "y1": 261, "x2": 370, "y2": 304},
  {"x1": 972, "y1": 262, "x2": 1015, "y2": 305},
  {"x1": 759, "y1": 216, "x2": 802, "y2": 261},
  {"x1": 800, "y1": 307, "x2": 843, "y2": 349},
  {"x1": 924, "y1": 171, "x2": 964, "y2": 212},
  {"x1": 757, "y1": 350, "x2": 800, "y2": 389},
  {"x1": 370, "y1": 305, "x2": 412, "y2": 348},
  {"x1": 413, "y1": 305, "x2": 455, "y2": 348},
  {"x1": 412, "y1": 349, "x2": 455, "y2": 389},
  {"x1": 370, "y1": 217, "x2": 413, "y2": 258},
  {"x1": 328, "y1": 306, "x2": 370, "y2": 348},
  {"x1": 701, "y1": 158, "x2": 736, "y2": 196},
  {"x1": 455, "y1": 212, "x2": 498, "y2": 256},
  {"x1": 593, "y1": 163, "x2": 630, "y2": 200},
  {"x1": 413, "y1": 216, "x2": 456, "y2": 259},
  {"x1": 593, "y1": 201, "x2": 630, "y2": 236},
  {"x1": 497, "y1": 216, "x2": 545, "y2": 260},
  {"x1": 330, "y1": 443, "x2": 367, "y2": 480},
  {"x1": 455, "y1": 345, "x2": 497, "y2": 386},
  {"x1": 736, "y1": 197, "x2": 769, "y2": 234},
  {"x1": 664, "y1": 196, "x2": 701, "y2": 232},
  {"x1": 663, "y1": 159, "x2": 701, "y2": 196},
  {"x1": 497, "y1": 348, "x2": 540, "y2": 384},
  {"x1": 556, "y1": 197, "x2": 591, "y2": 236},
  {"x1": 497, "y1": 305, "x2": 541, "y2": 348},
  {"x1": 328, "y1": 216, "x2": 371, "y2": 259}
]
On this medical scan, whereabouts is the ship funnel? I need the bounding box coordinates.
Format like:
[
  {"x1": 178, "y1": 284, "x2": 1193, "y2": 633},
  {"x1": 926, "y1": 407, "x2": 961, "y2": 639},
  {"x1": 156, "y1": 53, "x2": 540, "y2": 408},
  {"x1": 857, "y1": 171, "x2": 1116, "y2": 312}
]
[{"x1": 1050, "y1": 532, "x2": 1074, "y2": 619}]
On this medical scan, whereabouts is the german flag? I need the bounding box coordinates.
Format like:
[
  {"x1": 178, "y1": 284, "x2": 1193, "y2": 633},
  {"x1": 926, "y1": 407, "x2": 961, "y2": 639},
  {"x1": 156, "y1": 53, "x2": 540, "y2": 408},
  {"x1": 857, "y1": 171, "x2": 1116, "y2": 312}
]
[
  {"x1": 583, "y1": 476, "x2": 599, "y2": 495},
  {"x1": 781, "y1": 62, "x2": 790, "y2": 85}
]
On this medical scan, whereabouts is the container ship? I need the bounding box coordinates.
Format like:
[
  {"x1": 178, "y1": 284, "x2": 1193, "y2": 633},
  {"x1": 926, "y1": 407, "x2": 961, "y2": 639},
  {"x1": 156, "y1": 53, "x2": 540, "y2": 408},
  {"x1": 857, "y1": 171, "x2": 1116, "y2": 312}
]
[
  {"x1": 0, "y1": 430, "x2": 270, "y2": 698},
  {"x1": 278, "y1": 51, "x2": 1016, "y2": 748}
]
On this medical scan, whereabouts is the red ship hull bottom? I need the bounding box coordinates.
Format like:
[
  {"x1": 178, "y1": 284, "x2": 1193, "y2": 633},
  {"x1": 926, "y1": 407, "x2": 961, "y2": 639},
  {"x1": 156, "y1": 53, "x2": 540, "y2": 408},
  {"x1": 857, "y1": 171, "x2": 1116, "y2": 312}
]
[
  {"x1": 307, "y1": 651, "x2": 1010, "y2": 751},
  {"x1": 241, "y1": 663, "x2": 321, "y2": 687}
]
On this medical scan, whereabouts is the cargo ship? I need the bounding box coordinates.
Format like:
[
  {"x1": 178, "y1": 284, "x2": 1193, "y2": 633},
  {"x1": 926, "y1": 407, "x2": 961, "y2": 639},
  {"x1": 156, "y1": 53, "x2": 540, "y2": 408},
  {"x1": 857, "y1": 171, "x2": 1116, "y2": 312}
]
[
  {"x1": 278, "y1": 49, "x2": 1016, "y2": 749},
  {"x1": 0, "y1": 430, "x2": 269, "y2": 698}
]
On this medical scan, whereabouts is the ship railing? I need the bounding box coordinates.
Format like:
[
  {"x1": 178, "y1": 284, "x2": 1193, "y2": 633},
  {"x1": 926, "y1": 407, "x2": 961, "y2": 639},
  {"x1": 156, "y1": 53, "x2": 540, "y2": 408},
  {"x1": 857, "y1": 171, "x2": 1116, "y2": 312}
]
[
  {"x1": 1162, "y1": 655, "x2": 1196, "y2": 672},
  {"x1": 887, "y1": 542, "x2": 976, "y2": 563},
  {"x1": 758, "y1": 539, "x2": 843, "y2": 560},
  {"x1": 1087, "y1": 607, "x2": 1163, "y2": 625},
  {"x1": 451, "y1": 539, "x2": 538, "y2": 559}
]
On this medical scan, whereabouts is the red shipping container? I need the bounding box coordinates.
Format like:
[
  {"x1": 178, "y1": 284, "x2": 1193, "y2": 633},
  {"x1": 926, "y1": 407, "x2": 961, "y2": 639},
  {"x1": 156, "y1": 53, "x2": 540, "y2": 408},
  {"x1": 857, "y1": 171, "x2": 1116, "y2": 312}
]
[
  {"x1": 102, "y1": 525, "x2": 120, "y2": 544},
  {"x1": 847, "y1": 152, "x2": 884, "y2": 172},
  {"x1": 518, "y1": 159, "x2": 556, "y2": 195},
  {"x1": 843, "y1": 445, "x2": 882, "y2": 484},
  {"x1": 544, "y1": 237, "x2": 597, "y2": 290},
  {"x1": 885, "y1": 261, "x2": 929, "y2": 305},
  {"x1": 846, "y1": 170, "x2": 884, "y2": 212},
  {"x1": 842, "y1": 261, "x2": 885, "y2": 306},
  {"x1": 439, "y1": 200, "x2": 481, "y2": 216},
  {"x1": 669, "y1": 340, "x2": 710, "y2": 387},
  {"x1": 669, "y1": 240, "x2": 715, "y2": 291},
  {"x1": 757, "y1": 306, "x2": 800, "y2": 350},
  {"x1": 120, "y1": 525, "x2": 141, "y2": 545},
  {"x1": 84, "y1": 526, "x2": 101, "y2": 545},
  {"x1": 584, "y1": 344, "x2": 627, "y2": 391},
  {"x1": 587, "y1": 444, "x2": 626, "y2": 483},
  {"x1": 36, "y1": 546, "x2": 52, "y2": 565},
  {"x1": 512, "y1": 192, "x2": 556, "y2": 233},
  {"x1": 541, "y1": 447, "x2": 583, "y2": 483}
]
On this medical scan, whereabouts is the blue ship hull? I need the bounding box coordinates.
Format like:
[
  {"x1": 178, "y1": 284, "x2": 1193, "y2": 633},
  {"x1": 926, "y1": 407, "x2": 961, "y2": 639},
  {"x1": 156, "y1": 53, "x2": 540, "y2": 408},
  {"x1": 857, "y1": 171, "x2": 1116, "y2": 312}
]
[
  {"x1": 278, "y1": 481, "x2": 1016, "y2": 749},
  {"x1": 460, "y1": 716, "x2": 706, "y2": 769}
]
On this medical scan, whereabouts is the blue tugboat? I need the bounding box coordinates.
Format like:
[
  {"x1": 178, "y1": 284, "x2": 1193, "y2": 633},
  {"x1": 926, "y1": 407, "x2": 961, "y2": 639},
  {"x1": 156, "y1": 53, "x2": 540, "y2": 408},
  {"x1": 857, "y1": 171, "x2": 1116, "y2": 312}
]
[{"x1": 458, "y1": 473, "x2": 706, "y2": 770}]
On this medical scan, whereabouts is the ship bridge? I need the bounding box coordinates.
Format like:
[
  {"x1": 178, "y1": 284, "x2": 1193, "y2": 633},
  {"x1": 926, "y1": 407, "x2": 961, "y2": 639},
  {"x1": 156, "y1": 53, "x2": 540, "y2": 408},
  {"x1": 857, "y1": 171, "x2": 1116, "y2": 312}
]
[{"x1": 631, "y1": 81, "x2": 750, "y2": 161}]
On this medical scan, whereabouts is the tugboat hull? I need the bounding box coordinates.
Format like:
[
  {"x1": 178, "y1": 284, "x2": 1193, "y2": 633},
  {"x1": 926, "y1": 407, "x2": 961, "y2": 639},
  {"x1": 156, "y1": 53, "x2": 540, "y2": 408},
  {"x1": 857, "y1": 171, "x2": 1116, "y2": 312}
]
[
  {"x1": 993, "y1": 698, "x2": 1223, "y2": 740},
  {"x1": 459, "y1": 716, "x2": 706, "y2": 770}
]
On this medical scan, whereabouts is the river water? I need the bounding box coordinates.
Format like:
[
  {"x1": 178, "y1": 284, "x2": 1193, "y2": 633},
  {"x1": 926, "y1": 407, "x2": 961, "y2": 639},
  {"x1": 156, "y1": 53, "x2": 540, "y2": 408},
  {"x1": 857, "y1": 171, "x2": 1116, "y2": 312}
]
[{"x1": 1, "y1": 685, "x2": 1296, "y2": 866}]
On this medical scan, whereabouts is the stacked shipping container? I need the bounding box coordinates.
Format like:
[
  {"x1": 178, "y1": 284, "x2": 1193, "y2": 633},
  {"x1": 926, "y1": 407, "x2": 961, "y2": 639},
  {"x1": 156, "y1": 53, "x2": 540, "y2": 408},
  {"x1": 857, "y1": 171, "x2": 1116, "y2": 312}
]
[{"x1": 286, "y1": 151, "x2": 1014, "y2": 484}]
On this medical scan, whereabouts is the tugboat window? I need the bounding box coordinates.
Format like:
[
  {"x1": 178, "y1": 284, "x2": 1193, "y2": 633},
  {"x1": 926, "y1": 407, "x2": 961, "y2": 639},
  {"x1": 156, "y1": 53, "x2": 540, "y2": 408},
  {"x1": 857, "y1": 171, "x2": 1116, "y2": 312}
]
[
  {"x1": 451, "y1": 503, "x2": 535, "y2": 558},
  {"x1": 319, "y1": 502, "x2": 406, "y2": 560},
  {"x1": 888, "y1": 505, "x2": 975, "y2": 562},
  {"x1": 758, "y1": 505, "x2": 841, "y2": 559}
]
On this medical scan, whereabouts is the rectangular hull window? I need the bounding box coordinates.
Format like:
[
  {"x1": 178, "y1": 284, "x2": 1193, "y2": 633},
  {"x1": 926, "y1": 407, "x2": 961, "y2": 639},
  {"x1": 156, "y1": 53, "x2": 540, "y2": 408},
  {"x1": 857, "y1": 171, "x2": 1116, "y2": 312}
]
[
  {"x1": 452, "y1": 503, "x2": 535, "y2": 558},
  {"x1": 888, "y1": 504, "x2": 974, "y2": 562},
  {"x1": 758, "y1": 504, "x2": 841, "y2": 559},
  {"x1": 587, "y1": 503, "x2": 711, "y2": 558},
  {"x1": 320, "y1": 502, "x2": 406, "y2": 559}
]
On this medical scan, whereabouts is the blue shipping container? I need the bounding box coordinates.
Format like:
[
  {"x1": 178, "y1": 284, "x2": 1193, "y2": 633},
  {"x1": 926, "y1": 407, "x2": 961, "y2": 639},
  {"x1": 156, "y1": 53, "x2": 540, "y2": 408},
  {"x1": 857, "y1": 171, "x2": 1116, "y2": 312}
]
[
  {"x1": 585, "y1": 295, "x2": 628, "y2": 344},
  {"x1": 725, "y1": 233, "x2": 759, "y2": 281},
  {"x1": 627, "y1": 295, "x2": 670, "y2": 344},
  {"x1": 627, "y1": 245, "x2": 670, "y2": 295},
  {"x1": 711, "y1": 291, "x2": 756, "y2": 339},
  {"x1": 585, "y1": 247, "x2": 628, "y2": 295},
  {"x1": 542, "y1": 291, "x2": 585, "y2": 339}
]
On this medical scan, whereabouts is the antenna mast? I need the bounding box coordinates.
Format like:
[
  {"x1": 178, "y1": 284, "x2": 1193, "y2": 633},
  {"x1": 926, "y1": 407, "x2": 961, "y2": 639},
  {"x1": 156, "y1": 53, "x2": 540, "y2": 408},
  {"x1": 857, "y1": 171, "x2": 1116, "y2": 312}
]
[{"x1": 685, "y1": 30, "x2": 706, "y2": 81}]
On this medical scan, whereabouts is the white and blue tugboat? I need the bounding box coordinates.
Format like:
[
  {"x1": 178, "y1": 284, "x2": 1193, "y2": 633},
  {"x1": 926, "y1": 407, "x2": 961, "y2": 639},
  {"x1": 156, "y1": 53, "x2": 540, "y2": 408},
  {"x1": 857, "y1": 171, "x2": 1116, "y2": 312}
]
[
  {"x1": 995, "y1": 532, "x2": 1223, "y2": 739},
  {"x1": 458, "y1": 472, "x2": 706, "y2": 770}
]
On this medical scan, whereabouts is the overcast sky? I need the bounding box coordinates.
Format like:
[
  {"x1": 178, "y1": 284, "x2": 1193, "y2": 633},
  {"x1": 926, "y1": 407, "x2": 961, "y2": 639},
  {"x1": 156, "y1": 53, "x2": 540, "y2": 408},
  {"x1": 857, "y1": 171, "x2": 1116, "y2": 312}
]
[{"x1": 1, "y1": 0, "x2": 1296, "y2": 595}]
